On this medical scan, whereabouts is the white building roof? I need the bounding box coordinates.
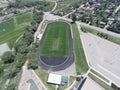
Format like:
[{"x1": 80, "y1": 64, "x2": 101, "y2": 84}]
[{"x1": 47, "y1": 73, "x2": 62, "y2": 85}]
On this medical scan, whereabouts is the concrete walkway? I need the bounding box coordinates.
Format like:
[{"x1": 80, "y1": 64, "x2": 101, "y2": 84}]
[
  {"x1": 51, "y1": 1, "x2": 57, "y2": 12},
  {"x1": 18, "y1": 61, "x2": 47, "y2": 90}
]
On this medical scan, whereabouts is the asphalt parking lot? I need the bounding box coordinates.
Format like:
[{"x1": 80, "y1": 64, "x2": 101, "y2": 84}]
[{"x1": 81, "y1": 33, "x2": 120, "y2": 87}]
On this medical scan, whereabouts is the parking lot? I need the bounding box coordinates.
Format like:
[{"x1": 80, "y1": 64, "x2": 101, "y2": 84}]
[{"x1": 81, "y1": 33, "x2": 120, "y2": 87}]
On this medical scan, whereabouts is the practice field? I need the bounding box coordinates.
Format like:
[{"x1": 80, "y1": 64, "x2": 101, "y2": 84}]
[
  {"x1": 0, "y1": 12, "x2": 32, "y2": 49},
  {"x1": 40, "y1": 22, "x2": 69, "y2": 57}
]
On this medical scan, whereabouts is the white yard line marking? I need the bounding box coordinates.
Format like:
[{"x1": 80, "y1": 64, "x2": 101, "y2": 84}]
[{"x1": 97, "y1": 64, "x2": 120, "y2": 80}]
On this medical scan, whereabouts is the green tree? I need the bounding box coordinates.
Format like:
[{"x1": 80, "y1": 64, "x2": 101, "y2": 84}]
[
  {"x1": 23, "y1": 31, "x2": 34, "y2": 45},
  {"x1": 33, "y1": 11, "x2": 43, "y2": 23},
  {"x1": 72, "y1": 14, "x2": 77, "y2": 23},
  {"x1": 14, "y1": 39, "x2": 27, "y2": 52},
  {"x1": 6, "y1": 83, "x2": 15, "y2": 90},
  {"x1": 0, "y1": 66, "x2": 4, "y2": 74},
  {"x1": 26, "y1": 25, "x2": 37, "y2": 34},
  {"x1": 28, "y1": 59, "x2": 38, "y2": 70},
  {"x1": 76, "y1": 77, "x2": 81, "y2": 81},
  {"x1": 14, "y1": 53, "x2": 26, "y2": 69},
  {"x1": 0, "y1": 61, "x2": 4, "y2": 74},
  {"x1": 107, "y1": 21, "x2": 120, "y2": 34},
  {"x1": 7, "y1": 67, "x2": 18, "y2": 79},
  {"x1": 17, "y1": 45, "x2": 28, "y2": 54},
  {"x1": 1, "y1": 51, "x2": 15, "y2": 64}
]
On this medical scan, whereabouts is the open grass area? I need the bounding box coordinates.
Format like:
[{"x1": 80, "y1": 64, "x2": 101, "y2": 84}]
[
  {"x1": 0, "y1": 12, "x2": 32, "y2": 49},
  {"x1": 0, "y1": 26, "x2": 26, "y2": 48},
  {"x1": 88, "y1": 73, "x2": 115, "y2": 90},
  {"x1": 35, "y1": 68, "x2": 75, "y2": 90},
  {"x1": 35, "y1": 68, "x2": 55, "y2": 90},
  {"x1": 81, "y1": 25, "x2": 120, "y2": 45},
  {"x1": 90, "y1": 69, "x2": 109, "y2": 83},
  {"x1": 0, "y1": 18, "x2": 15, "y2": 32},
  {"x1": 71, "y1": 23, "x2": 89, "y2": 74},
  {"x1": 40, "y1": 22, "x2": 69, "y2": 57},
  {"x1": 16, "y1": 13, "x2": 32, "y2": 25}
]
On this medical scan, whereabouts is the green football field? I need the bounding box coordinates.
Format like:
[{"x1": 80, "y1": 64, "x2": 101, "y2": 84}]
[{"x1": 40, "y1": 22, "x2": 69, "y2": 57}]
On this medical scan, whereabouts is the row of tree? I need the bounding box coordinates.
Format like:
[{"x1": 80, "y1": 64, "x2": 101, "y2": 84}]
[
  {"x1": 107, "y1": 21, "x2": 120, "y2": 34},
  {"x1": 8, "y1": 0, "x2": 51, "y2": 9},
  {"x1": 1, "y1": 10, "x2": 43, "y2": 90}
]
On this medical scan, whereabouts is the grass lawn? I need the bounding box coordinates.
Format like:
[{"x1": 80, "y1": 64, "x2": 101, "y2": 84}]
[
  {"x1": 40, "y1": 22, "x2": 69, "y2": 57},
  {"x1": 0, "y1": 18, "x2": 15, "y2": 32},
  {"x1": 71, "y1": 23, "x2": 89, "y2": 74},
  {"x1": 81, "y1": 25, "x2": 120, "y2": 45},
  {"x1": 0, "y1": 12, "x2": 32, "y2": 90},
  {"x1": 35, "y1": 68, "x2": 75, "y2": 90},
  {"x1": 90, "y1": 69, "x2": 109, "y2": 83},
  {"x1": 35, "y1": 68, "x2": 55, "y2": 90},
  {"x1": 16, "y1": 13, "x2": 32, "y2": 25},
  {"x1": 0, "y1": 12, "x2": 32, "y2": 49},
  {"x1": 88, "y1": 73, "x2": 115, "y2": 90},
  {"x1": 0, "y1": 26, "x2": 26, "y2": 48}
]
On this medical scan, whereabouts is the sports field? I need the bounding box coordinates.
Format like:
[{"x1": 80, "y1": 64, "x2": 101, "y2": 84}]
[
  {"x1": 40, "y1": 22, "x2": 69, "y2": 56},
  {"x1": 0, "y1": 12, "x2": 32, "y2": 49}
]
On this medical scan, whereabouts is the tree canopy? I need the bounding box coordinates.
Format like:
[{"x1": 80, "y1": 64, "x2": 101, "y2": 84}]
[
  {"x1": 107, "y1": 21, "x2": 120, "y2": 34},
  {"x1": 1, "y1": 51, "x2": 15, "y2": 64}
]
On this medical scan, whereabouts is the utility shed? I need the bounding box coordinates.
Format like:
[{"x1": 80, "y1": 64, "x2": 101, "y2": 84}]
[
  {"x1": 47, "y1": 73, "x2": 62, "y2": 85},
  {"x1": 61, "y1": 76, "x2": 68, "y2": 84}
]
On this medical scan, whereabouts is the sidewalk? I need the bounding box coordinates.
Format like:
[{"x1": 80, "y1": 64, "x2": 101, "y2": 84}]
[{"x1": 18, "y1": 61, "x2": 47, "y2": 90}]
